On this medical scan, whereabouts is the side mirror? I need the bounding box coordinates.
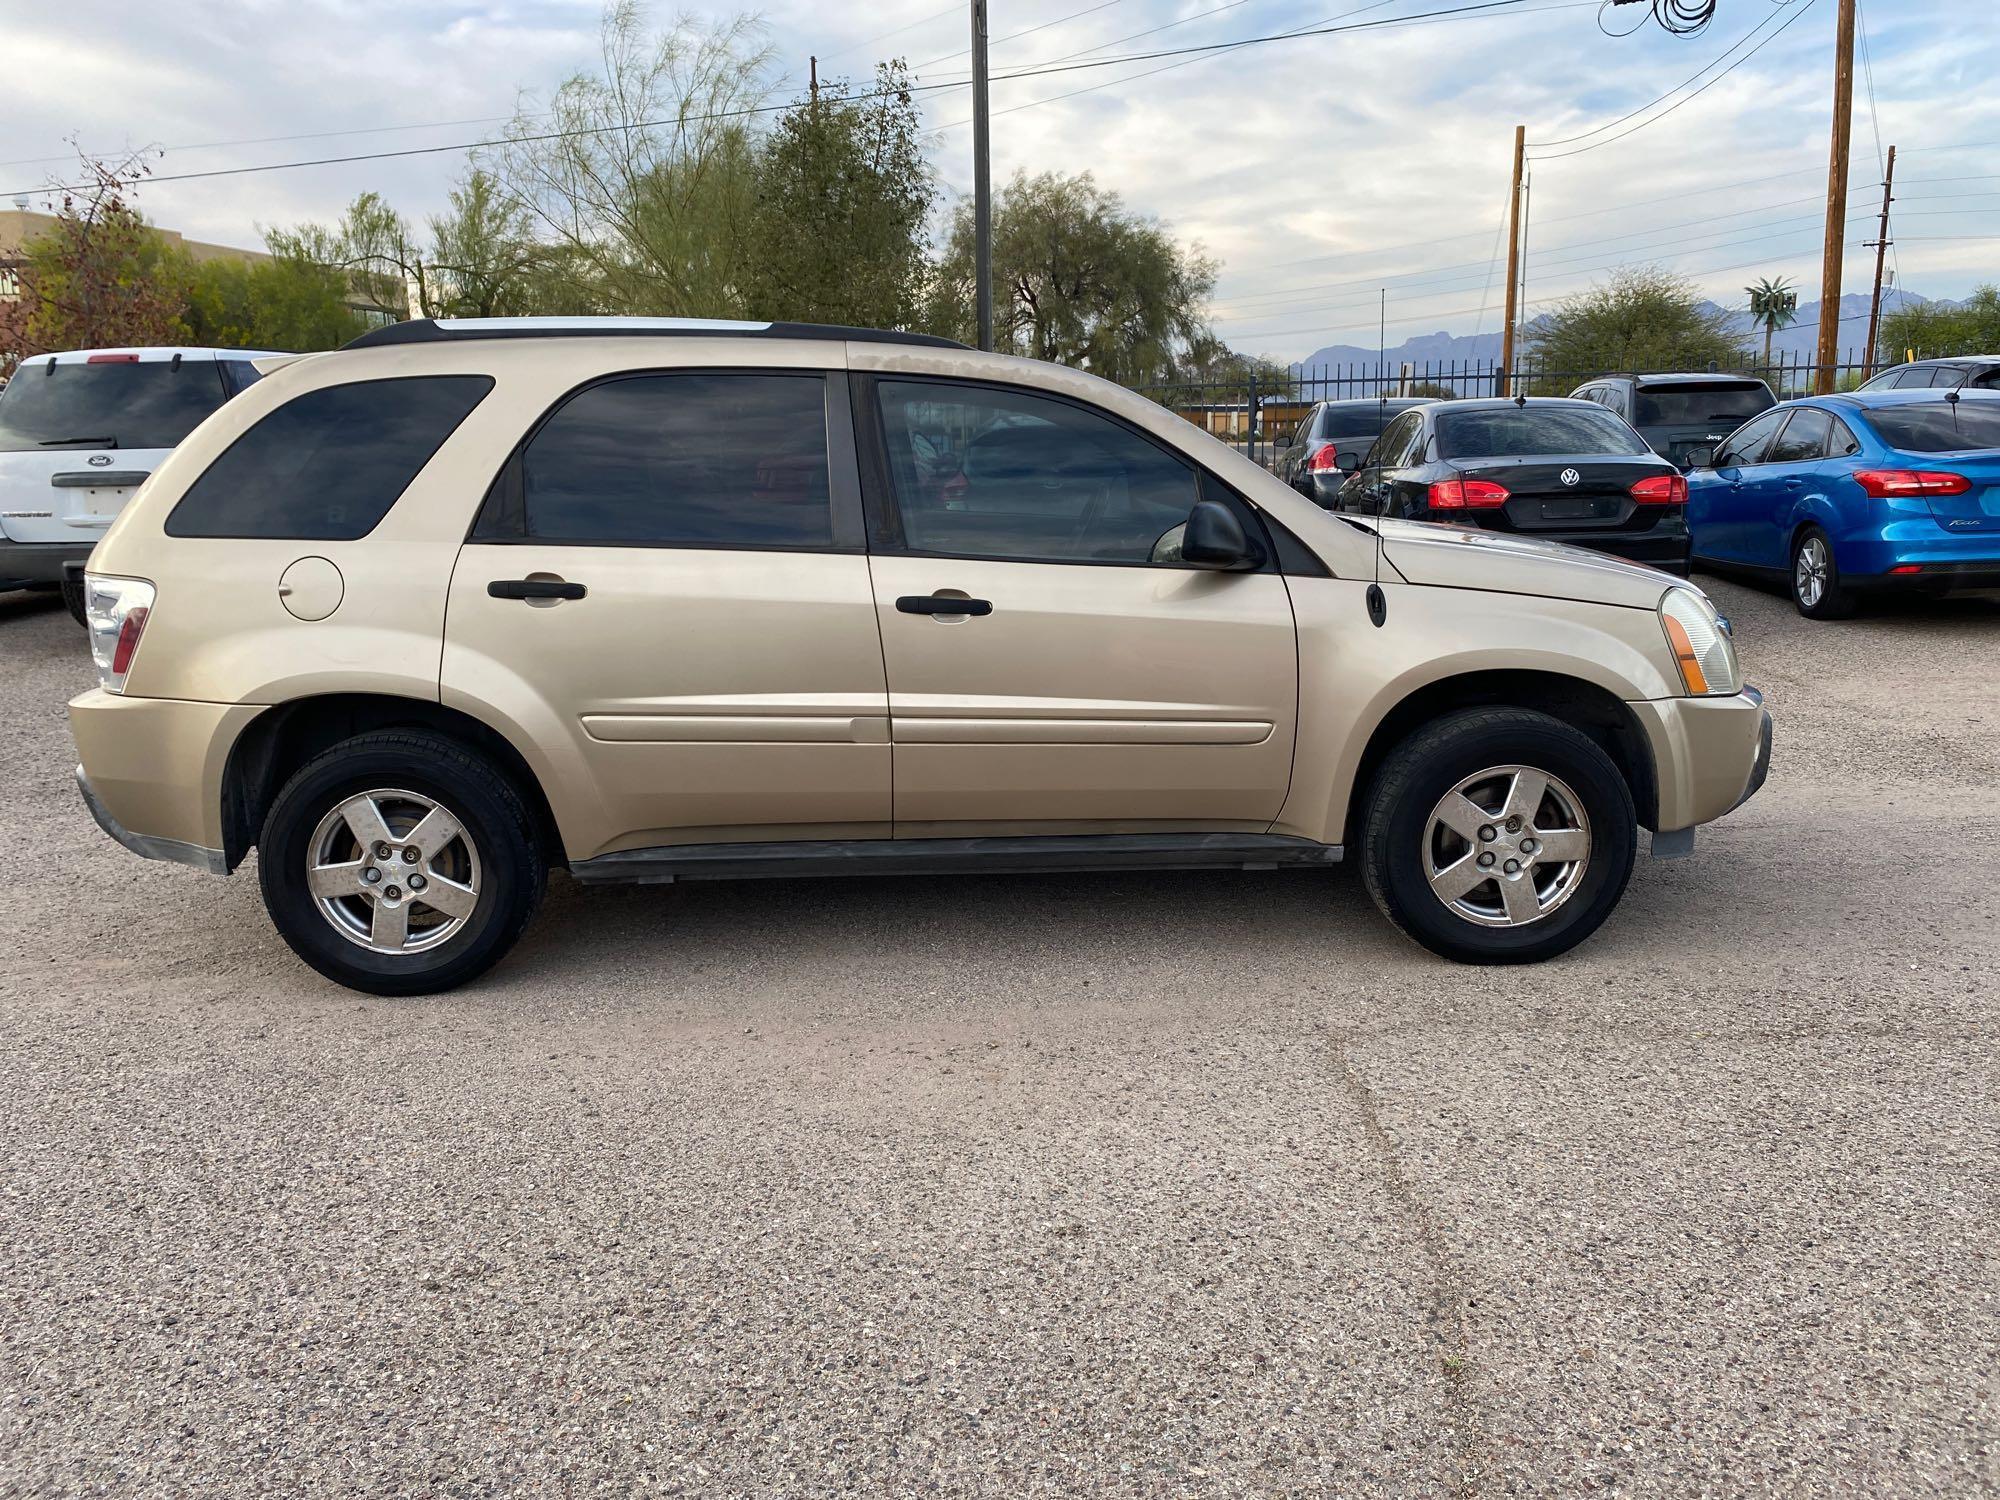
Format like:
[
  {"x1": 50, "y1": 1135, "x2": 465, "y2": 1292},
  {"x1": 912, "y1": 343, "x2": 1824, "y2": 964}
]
[
  {"x1": 1179, "y1": 499, "x2": 1263, "y2": 571},
  {"x1": 1683, "y1": 444, "x2": 1716, "y2": 471},
  {"x1": 1334, "y1": 450, "x2": 1362, "y2": 474}
]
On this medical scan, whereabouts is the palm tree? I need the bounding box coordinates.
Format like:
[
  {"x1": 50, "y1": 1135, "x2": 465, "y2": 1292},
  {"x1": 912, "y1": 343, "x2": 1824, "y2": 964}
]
[{"x1": 1746, "y1": 276, "x2": 1799, "y2": 367}]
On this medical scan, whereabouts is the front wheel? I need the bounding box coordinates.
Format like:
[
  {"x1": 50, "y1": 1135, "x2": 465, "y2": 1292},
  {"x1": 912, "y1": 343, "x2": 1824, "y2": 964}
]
[
  {"x1": 257, "y1": 730, "x2": 546, "y2": 995},
  {"x1": 1360, "y1": 708, "x2": 1637, "y2": 964}
]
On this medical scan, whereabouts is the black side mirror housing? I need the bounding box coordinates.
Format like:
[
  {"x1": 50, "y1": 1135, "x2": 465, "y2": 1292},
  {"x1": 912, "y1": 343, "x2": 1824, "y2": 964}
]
[
  {"x1": 1334, "y1": 450, "x2": 1362, "y2": 474},
  {"x1": 1180, "y1": 499, "x2": 1263, "y2": 571}
]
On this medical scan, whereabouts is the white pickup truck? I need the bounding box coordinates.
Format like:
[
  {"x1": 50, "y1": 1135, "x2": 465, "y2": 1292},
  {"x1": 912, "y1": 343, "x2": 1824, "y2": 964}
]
[{"x1": 0, "y1": 346, "x2": 279, "y2": 620}]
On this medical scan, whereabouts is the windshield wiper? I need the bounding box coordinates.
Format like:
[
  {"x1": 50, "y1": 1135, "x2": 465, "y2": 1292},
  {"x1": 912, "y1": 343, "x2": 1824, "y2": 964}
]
[{"x1": 36, "y1": 435, "x2": 117, "y2": 448}]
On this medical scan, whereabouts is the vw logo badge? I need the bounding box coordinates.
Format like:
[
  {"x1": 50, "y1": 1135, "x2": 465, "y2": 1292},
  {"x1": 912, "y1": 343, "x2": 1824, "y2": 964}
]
[
  {"x1": 1559, "y1": 467, "x2": 1581, "y2": 486},
  {"x1": 88, "y1": 454, "x2": 112, "y2": 467}
]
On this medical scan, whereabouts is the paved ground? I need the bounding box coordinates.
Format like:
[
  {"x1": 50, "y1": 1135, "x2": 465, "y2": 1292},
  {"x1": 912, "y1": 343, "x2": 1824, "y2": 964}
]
[{"x1": 1, "y1": 576, "x2": 1996, "y2": 1498}]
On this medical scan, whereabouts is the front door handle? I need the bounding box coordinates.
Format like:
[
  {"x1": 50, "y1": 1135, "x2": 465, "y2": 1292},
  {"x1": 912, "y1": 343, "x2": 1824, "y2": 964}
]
[
  {"x1": 897, "y1": 594, "x2": 992, "y2": 617},
  {"x1": 489, "y1": 578, "x2": 586, "y2": 601}
]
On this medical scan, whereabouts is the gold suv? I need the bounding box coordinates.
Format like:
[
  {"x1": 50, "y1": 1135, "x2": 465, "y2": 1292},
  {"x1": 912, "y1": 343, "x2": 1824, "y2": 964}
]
[{"x1": 70, "y1": 318, "x2": 1772, "y2": 994}]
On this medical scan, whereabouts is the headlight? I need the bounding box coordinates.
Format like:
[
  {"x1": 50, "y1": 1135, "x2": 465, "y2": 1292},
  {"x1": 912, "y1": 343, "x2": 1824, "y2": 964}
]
[
  {"x1": 1658, "y1": 586, "x2": 1740, "y2": 697},
  {"x1": 83, "y1": 574, "x2": 155, "y2": 695}
]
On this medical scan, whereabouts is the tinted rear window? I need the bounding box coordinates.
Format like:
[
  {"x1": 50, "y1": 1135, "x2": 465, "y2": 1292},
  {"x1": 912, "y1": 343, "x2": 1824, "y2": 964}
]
[
  {"x1": 166, "y1": 376, "x2": 492, "y2": 539},
  {"x1": 1864, "y1": 401, "x2": 2000, "y2": 454},
  {"x1": 0, "y1": 360, "x2": 230, "y2": 452},
  {"x1": 1320, "y1": 399, "x2": 1426, "y2": 434},
  {"x1": 1634, "y1": 382, "x2": 1772, "y2": 427},
  {"x1": 1435, "y1": 406, "x2": 1649, "y2": 460},
  {"x1": 516, "y1": 373, "x2": 831, "y2": 547}
]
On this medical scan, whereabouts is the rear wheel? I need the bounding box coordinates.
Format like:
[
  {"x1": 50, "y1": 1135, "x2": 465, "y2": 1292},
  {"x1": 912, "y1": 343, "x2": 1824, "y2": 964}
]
[
  {"x1": 257, "y1": 730, "x2": 545, "y2": 995},
  {"x1": 1360, "y1": 708, "x2": 1636, "y2": 964},
  {"x1": 1791, "y1": 526, "x2": 1858, "y2": 620}
]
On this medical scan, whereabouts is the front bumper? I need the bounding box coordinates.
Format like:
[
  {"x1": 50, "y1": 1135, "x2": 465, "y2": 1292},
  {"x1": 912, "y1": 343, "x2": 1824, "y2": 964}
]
[
  {"x1": 1628, "y1": 684, "x2": 1772, "y2": 839},
  {"x1": 0, "y1": 538, "x2": 92, "y2": 588}
]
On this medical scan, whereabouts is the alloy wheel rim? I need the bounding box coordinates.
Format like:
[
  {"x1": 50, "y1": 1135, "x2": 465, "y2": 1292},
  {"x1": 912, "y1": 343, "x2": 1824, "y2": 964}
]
[
  {"x1": 1796, "y1": 537, "x2": 1829, "y2": 608},
  {"x1": 1423, "y1": 765, "x2": 1591, "y2": 928},
  {"x1": 306, "y1": 788, "x2": 481, "y2": 954}
]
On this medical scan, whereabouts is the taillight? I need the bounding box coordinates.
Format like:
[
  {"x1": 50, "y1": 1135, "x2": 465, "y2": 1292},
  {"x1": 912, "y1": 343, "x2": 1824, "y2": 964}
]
[
  {"x1": 1852, "y1": 469, "x2": 1971, "y2": 498},
  {"x1": 83, "y1": 574, "x2": 156, "y2": 694},
  {"x1": 1630, "y1": 473, "x2": 1688, "y2": 505},
  {"x1": 1428, "y1": 478, "x2": 1510, "y2": 509},
  {"x1": 1307, "y1": 444, "x2": 1342, "y2": 474},
  {"x1": 85, "y1": 352, "x2": 140, "y2": 363}
]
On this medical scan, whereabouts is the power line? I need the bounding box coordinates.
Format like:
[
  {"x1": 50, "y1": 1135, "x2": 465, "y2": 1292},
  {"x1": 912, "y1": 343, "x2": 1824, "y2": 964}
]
[
  {"x1": 2, "y1": 0, "x2": 1531, "y2": 198},
  {"x1": 1528, "y1": 0, "x2": 1808, "y2": 148},
  {"x1": 814, "y1": 3, "x2": 965, "y2": 65},
  {"x1": 911, "y1": 0, "x2": 1135, "y2": 71},
  {"x1": 1527, "y1": 0, "x2": 1823, "y2": 161}
]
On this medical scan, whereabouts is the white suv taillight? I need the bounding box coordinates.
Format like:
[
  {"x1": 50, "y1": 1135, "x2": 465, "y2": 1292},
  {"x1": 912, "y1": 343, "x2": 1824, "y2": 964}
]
[{"x1": 84, "y1": 574, "x2": 156, "y2": 695}]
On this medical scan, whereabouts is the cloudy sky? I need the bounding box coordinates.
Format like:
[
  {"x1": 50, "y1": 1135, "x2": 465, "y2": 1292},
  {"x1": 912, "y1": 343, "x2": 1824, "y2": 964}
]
[{"x1": 3, "y1": 0, "x2": 1994, "y2": 361}]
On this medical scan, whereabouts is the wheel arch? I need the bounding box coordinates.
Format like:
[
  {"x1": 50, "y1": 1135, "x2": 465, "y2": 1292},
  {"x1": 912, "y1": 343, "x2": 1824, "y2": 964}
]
[
  {"x1": 221, "y1": 693, "x2": 566, "y2": 871},
  {"x1": 1340, "y1": 668, "x2": 1659, "y2": 847}
]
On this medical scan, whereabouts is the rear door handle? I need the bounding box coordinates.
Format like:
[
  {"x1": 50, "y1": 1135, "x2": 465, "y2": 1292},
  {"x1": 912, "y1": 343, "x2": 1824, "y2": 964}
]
[
  {"x1": 489, "y1": 578, "x2": 586, "y2": 601},
  {"x1": 897, "y1": 594, "x2": 992, "y2": 617}
]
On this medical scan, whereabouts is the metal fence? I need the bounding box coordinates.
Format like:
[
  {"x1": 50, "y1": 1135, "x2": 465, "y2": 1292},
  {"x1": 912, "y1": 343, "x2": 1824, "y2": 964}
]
[{"x1": 1134, "y1": 349, "x2": 1895, "y2": 472}]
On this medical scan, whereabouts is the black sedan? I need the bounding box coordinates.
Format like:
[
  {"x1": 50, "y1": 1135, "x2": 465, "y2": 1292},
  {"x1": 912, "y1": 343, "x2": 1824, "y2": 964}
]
[
  {"x1": 1334, "y1": 398, "x2": 1692, "y2": 574},
  {"x1": 1276, "y1": 397, "x2": 1435, "y2": 507}
]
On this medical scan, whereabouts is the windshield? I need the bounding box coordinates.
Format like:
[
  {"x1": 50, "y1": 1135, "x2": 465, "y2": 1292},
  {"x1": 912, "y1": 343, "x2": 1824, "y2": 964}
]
[
  {"x1": 1865, "y1": 400, "x2": 2000, "y2": 454},
  {"x1": 1436, "y1": 406, "x2": 1650, "y2": 460},
  {"x1": 0, "y1": 360, "x2": 230, "y2": 451},
  {"x1": 1634, "y1": 382, "x2": 1772, "y2": 427}
]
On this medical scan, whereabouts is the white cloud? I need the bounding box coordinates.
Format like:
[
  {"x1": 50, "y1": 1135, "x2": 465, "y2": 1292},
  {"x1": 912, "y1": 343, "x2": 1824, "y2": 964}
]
[{"x1": 3, "y1": 0, "x2": 1992, "y2": 359}]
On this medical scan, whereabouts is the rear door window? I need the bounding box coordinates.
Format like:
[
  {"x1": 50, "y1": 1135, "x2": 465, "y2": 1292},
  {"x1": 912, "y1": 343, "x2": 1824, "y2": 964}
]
[
  {"x1": 166, "y1": 375, "x2": 492, "y2": 539},
  {"x1": 506, "y1": 373, "x2": 833, "y2": 548},
  {"x1": 1765, "y1": 408, "x2": 1832, "y2": 463},
  {"x1": 0, "y1": 358, "x2": 230, "y2": 452}
]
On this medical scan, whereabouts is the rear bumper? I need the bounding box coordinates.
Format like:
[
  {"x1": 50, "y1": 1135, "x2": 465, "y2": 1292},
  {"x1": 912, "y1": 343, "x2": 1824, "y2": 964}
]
[
  {"x1": 0, "y1": 538, "x2": 92, "y2": 587},
  {"x1": 1629, "y1": 684, "x2": 1772, "y2": 834},
  {"x1": 1851, "y1": 562, "x2": 2000, "y2": 595},
  {"x1": 69, "y1": 689, "x2": 261, "y2": 871},
  {"x1": 76, "y1": 765, "x2": 226, "y2": 874}
]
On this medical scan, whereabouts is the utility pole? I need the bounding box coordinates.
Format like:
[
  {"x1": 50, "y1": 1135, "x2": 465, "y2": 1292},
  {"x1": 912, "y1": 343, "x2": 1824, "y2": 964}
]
[
  {"x1": 971, "y1": 0, "x2": 993, "y2": 352},
  {"x1": 1498, "y1": 125, "x2": 1525, "y2": 396},
  {"x1": 1863, "y1": 143, "x2": 1896, "y2": 379},
  {"x1": 1812, "y1": 0, "x2": 1857, "y2": 394},
  {"x1": 809, "y1": 55, "x2": 818, "y2": 112}
]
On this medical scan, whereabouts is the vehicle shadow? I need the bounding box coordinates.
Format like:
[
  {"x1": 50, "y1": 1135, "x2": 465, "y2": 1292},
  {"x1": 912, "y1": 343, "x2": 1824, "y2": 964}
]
[{"x1": 0, "y1": 588, "x2": 63, "y2": 623}]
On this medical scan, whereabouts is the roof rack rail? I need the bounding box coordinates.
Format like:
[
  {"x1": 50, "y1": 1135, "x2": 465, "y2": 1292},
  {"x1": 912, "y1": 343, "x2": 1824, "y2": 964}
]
[{"x1": 342, "y1": 316, "x2": 969, "y2": 352}]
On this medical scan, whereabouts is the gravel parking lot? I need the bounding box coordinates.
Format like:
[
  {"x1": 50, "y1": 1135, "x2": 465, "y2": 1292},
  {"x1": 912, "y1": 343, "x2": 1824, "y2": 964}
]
[{"x1": 1, "y1": 576, "x2": 1996, "y2": 1497}]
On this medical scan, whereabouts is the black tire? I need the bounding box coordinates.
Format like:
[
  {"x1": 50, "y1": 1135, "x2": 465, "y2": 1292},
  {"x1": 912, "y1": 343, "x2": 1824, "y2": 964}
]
[
  {"x1": 60, "y1": 576, "x2": 88, "y2": 626},
  {"x1": 1790, "y1": 525, "x2": 1858, "y2": 620},
  {"x1": 257, "y1": 730, "x2": 545, "y2": 995},
  {"x1": 1360, "y1": 708, "x2": 1637, "y2": 965}
]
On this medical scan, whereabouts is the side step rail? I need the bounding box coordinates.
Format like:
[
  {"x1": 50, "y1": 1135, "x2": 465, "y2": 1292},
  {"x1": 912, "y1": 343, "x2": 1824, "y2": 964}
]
[{"x1": 570, "y1": 833, "x2": 1343, "y2": 886}]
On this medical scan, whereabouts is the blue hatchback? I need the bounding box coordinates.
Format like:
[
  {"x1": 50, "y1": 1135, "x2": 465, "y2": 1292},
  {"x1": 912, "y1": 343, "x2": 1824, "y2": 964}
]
[{"x1": 1686, "y1": 390, "x2": 2000, "y2": 618}]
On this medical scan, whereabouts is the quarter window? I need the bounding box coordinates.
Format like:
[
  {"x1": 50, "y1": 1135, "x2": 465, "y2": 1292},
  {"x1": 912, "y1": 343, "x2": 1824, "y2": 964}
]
[
  {"x1": 874, "y1": 380, "x2": 1198, "y2": 565},
  {"x1": 517, "y1": 374, "x2": 832, "y2": 548},
  {"x1": 166, "y1": 375, "x2": 492, "y2": 539}
]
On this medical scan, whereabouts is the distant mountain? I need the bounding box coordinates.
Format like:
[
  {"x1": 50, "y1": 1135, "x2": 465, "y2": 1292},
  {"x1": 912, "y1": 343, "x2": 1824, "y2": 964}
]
[{"x1": 1289, "y1": 288, "x2": 1939, "y2": 373}]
